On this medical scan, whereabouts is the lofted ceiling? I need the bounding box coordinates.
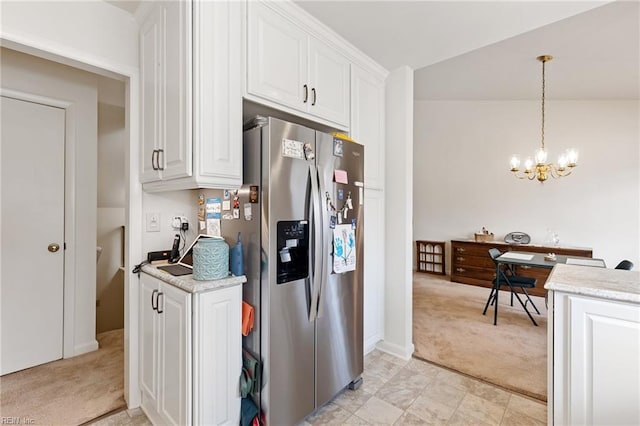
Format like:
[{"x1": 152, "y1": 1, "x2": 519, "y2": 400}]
[
  {"x1": 105, "y1": 0, "x2": 639, "y2": 101},
  {"x1": 410, "y1": 0, "x2": 640, "y2": 100},
  {"x1": 296, "y1": 0, "x2": 639, "y2": 101}
]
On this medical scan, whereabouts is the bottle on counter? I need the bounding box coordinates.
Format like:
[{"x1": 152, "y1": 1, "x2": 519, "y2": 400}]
[{"x1": 230, "y1": 232, "x2": 244, "y2": 276}]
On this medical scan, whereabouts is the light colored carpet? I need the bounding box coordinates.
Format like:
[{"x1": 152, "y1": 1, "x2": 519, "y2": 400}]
[
  {"x1": 413, "y1": 273, "x2": 547, "y2": 402},
  {"x1": 0, "y1": 328, "x2": 125, "y2": 425}
]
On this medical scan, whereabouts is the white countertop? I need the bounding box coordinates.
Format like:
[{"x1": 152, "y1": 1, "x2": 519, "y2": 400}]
[
  {"x1": 142, "y1": 264, "x2": 246, "y2": 293},
  {"x1": 544, "y1": 264, "x2": 640, "y2": 304}
]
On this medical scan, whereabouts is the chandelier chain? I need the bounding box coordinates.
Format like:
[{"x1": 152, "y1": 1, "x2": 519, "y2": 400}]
[{"x1": 541, "y1": 58, "x2": 546, "y2": 151}]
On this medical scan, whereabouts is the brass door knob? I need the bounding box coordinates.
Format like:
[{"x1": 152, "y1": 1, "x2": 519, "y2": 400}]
[{"x1": 48, "y1": 243, "x2": 60, "y2": 253}]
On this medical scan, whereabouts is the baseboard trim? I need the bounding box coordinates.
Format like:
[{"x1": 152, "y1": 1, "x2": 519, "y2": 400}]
[
  {"x1": 375, "y1": 340, "x2": 414, "y2": 360},
  {"x1": 364, "y1": 335, "x2": 383, "y2": 355},
  {"x1": 73, "y1": 339, "x2": 99, "y2": 356}
]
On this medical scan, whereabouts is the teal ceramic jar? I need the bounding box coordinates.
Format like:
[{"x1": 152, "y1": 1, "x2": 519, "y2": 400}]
[{"x1": 193, "y1": 237, "x2": 229, "y2": 281}]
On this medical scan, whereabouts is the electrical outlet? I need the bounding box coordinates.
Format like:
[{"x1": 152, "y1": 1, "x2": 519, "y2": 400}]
[
  {"x1": 171, "y1": 216, "x2": 182, "y2": 229},
  {"x1": 146, "y1": 212, "x2": 160, "y2": 232},
  {"x1": 171, "y1": 215, "x2": 189, "y2": 230}
]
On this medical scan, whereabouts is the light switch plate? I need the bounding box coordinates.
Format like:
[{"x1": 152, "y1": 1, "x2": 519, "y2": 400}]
[{"x1": 146, "y1": 212, "x2": 160, "y2": 232}]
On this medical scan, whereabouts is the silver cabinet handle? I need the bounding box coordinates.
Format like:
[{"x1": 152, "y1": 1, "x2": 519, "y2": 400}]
[
  {"x1": 157, "y1": 149, "x2": 164, "y2": 171},
  {"x1": 157, "y1": 292, "x2": 164, "y2": 314},
  {"x1": 151, "y1": 289, "x2": 158, "y2": 311},
  {"x1": 151, "y1": 150, "x2": 158, "y2": 170}
]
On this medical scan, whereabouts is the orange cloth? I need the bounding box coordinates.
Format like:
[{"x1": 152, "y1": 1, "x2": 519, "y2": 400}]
[{"x1": 242, "y1": 301, "x2": 254, "y2": 336}]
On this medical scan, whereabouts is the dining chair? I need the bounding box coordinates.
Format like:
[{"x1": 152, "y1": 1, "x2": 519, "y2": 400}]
[
  {"x1": 483, "y1": 248, "x2": 540, "y2": 326},
  {"x1": 615, "y1": 260, "x2": 634, "y2": 270}
]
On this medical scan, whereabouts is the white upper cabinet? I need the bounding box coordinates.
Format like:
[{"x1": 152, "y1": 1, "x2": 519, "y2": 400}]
[
  {"x1": 247, "y1": 2, "x2": 308, "y2": 112},
  {"x1": 140, "y1": 1, "x2": 192, "y2": 184},
  {"x1": 246, "y1": 1, "x2": 350, "y2": 129},
  {"x1": 140, "y1": 7, "x2": 161, "y2": 183},
  {"x1": 350, "y1": 64, "x2": 385, "y2": 190},
  {"x1": 192, "y1": 0, "x2": 243, "y2": 189},
  {"x1": 139, "y1": 0, "x2": 242, "y2": 191},
  {"x1": 308, "y1": 38, "x2": 350, "y2": 126}
]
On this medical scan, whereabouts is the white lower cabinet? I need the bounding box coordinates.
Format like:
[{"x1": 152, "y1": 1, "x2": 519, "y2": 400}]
[
  {"x1": 140, "y1": 273, "x2": 241, "y2": 425},
  {"x1": 551, "y1": 291, "x2": 640, "y2": 425},
  {"x1": 363, "y1": 189, "x2": 385, "y2": 352}
]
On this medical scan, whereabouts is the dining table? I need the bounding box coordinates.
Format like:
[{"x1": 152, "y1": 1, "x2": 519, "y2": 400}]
[{"x1": 492, "y1": 251, "x2": 607, "y2": 326}]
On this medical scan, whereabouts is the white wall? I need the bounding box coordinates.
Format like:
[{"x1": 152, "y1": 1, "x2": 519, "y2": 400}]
[
  {"x1": 379, "y1": 66, "x2": 414, "y2": 360},
  {"x1": 141, "y1": 190, "x2": 200, "y2": 255},
  {"x1": 414, "y1": 100, "x2": 640, "y2": 271}
]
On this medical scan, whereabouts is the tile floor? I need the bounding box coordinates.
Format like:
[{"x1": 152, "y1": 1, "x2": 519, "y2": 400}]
[
  {"x1": 92, "y1": 350, "x2": 546, "y2": 425},
  {"x1": 302, "y1": 350, "x2": 546, "y2": 425}
]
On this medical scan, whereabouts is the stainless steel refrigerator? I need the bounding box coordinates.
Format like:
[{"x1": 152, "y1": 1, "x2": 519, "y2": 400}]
[{"x1": 223, "y1": 116, "x2": 364, "y2": 425}]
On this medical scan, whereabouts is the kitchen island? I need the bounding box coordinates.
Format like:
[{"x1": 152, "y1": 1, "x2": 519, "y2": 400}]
[
  {"x1": 140, "y1": 264, "x2": 246, "y2": 425},
  {"x1": 545, "y1": 264, "x2": 640, "y2": 425}
]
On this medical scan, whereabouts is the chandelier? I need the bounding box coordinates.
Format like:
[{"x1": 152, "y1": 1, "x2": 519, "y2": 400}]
[{"x1": 510, "y1": 55, "x2": 578, "y2": 182}]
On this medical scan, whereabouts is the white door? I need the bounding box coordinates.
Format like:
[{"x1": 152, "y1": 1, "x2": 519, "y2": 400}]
[{"x1": 1, "y1": 96, "x2": 65, "y2": 375}]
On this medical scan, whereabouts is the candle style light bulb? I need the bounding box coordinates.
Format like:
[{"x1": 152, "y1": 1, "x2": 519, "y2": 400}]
[
  {"x1": 535, "y1": 147, "x2": 548, "y2": 165},
  {"x1": 510, "y1": 155, "x2": 521, "y2": 171},
  {"x1": 524, "y1": 158, "x2": 534, "y2": 173},
  {"x1": 567, "y1": 149, "x2": 578, "y2": 167},
  {"x1": 557, "y1": 154, "x2": 568, "y2": 171}
]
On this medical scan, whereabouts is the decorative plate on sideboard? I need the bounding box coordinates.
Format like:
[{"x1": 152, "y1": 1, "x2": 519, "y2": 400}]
[{"x1": 504, "y1": 232, "x2": 531, "y2": 245}]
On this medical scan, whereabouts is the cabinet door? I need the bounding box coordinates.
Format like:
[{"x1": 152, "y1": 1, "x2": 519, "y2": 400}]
[
  {"x1": 554, "y1": 293, "x2": 640, "y2": 425},
  {"x1": 140, "y1": 274, "x2": 160, "y2": 412},
  {"x1": 160, "y1": 0, "x2": 192, "y2": 181},
  {"x1": 140, "y1": 6, "x2": 162, "y2": 183},
  {"x1": 363, "y1": 189, "x2": 385, "y2": 352},
  {"x1": 158, "y1": 282, "x2": 192, "y2": 426},
  {"x1": 309, "y1": 38, "x2": 350, "y2": 126},
  {"x1": 247, "y1": 1, "x2": 308, "y2": 111},
  {"x1": 350, "y1": 65, "x2": 385, "y2": 190},
  {"x1": 193, "y1": 0, "x2": 242, "y2": 188},
  {"x1": 193, "y1": 285, "x2": 242, "y2": 425}
]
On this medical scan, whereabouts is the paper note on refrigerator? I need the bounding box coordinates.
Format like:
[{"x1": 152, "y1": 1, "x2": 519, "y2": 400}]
[
  {"x1": 333, "y1": 224, "x2": 356, "y2": 273},
  {"x1": 334, "y1": 169, "x2": 348, "y2": 184}
]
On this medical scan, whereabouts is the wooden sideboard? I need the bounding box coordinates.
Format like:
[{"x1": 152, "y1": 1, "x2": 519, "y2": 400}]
[{"x1": 450, "y1": 240, "x2": 592, "y2": 297}]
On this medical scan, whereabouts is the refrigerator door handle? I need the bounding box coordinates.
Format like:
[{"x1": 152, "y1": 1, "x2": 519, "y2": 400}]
[
  {"x1": 308, "y1": 164, "x2": 323, "y2": 322},
  {"x1": 315, "y1": 164, "x2": 329, "y2": 319}
]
